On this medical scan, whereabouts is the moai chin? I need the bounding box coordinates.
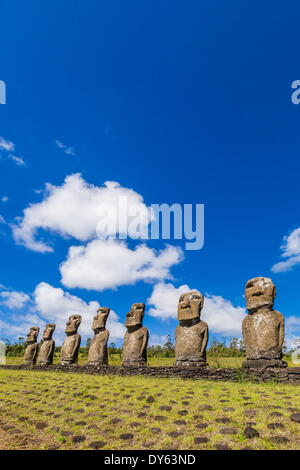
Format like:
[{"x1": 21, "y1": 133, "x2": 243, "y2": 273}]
[
  {"x1": 60, "y1": 315, "x2": 82, "y2": 365},
  {"x1": 87, "y1": 308, "x2": 110, "y2": 366},
  {"x1": 242, "y1": 277, "x2": 287, "y2": 369},
  {"x1": 37, "y1": 323, "x2": 56, "y2": 365},
  {"x1": 122, "y1": 303, "x2": 149, "y2": 367},
  {"x1": 23, "y1": 326, "x2": 40, "y2": 365},
  {"x1": 174, "y1": 291, "x2": 209, "y2": 367}
]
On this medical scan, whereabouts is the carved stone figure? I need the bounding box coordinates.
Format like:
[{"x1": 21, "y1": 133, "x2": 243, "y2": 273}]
[
  {"x1": 38, "y1": 323, "x2": 56, "y2": 365},
  {"x1": 174, "y1": 291, "x2": 208, "y2": 367},
  {"x1": 23, "y1": 326, "x2": 40, "y2": 365},
  {"x1": 122, "y1": 303, "x2": 148, "y2": 367},
  {"x1": 87, "y1": 308, "x2": 110, "y2": 365},
  {"x1": 242, "y1": 277, "x2": 287, "y2": 368},
  {"x1": 60, "y1": 315, "x2": 82, "y2": 365}
]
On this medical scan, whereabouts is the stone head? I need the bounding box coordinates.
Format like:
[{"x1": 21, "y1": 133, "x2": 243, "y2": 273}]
[
  {"x1": 65, "y1": 315, "x2": 82, "y2": 335},
  {"x1": 92, "y1": 308, "x2": 110, "y2": 331},
  {"x1": 245, "y1": 277, "x2": 276, "y2": 313},
  {"x1": 42, "y1": 323, "x2": 56, "y2": 340},
  {"x1": 177, "y1": 291, "x2": 204, "y2": 321},
  {"x1": 26, "y1": 326, "x2": 40, "y2": 344},
  {"x1": 125, "y1": 303, "x2": 145, "y2": 328}
]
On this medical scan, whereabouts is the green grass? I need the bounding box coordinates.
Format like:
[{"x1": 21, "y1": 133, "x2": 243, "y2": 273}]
[{"x1": 1, "y1": 368, "x2": 300, "y2": 450}]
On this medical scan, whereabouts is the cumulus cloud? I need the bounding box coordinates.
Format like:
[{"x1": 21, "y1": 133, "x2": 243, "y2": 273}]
[
  {"x1": 33, "y1": 282, "x2": 125, "y2": 342},
  {"x1": 271, "y1": 228, "x2": 300, "y2": 273},
  {"x1": 12, "y1": 173, "x2": 151, "y2": 253},
  {"x1": 0, "y1": 136, "x2": 15, "y2": 152},
  {"x1": 60, "y1": 240, "x2": 183, "y2": 291},
  {"x1": 148, "y1": 282, "x2": 246, "y2": 336},
  {"x1": 0, "y1": 290, "x2": 30, "y2": 309}
]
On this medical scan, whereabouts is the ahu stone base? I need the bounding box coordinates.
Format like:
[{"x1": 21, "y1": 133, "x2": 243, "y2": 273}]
[
  {"x1": 242, "y1": 358, "x2": 288, "y2": 369},
  {"x1": 2, "y1": 364, "x2": 300, "y2": 384},
  {"x1": 173, "y1": 360, "x2": 208, "y2": 368}
]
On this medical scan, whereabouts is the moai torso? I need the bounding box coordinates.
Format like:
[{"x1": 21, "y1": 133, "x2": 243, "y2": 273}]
[
  {"x1": 175, "y1": 320, "x2": 208, "y2": 362},
  {"x1": 38, "y1": 323, "x2": 56, "y2": 365},
  {"x1": 122, "y1": 303, "x2": 149, "y2": 366},
  {"x1": 61, "y1": 315, "x2": 82, "y2": 365},
  {"x1": 61, "y1": 333, "x2": 81, "y2": 364},
  {"x1": 24, "y1": 343, "x2": 39, "y2": 365},
  {"x1": 23, "y1": 327, "x2": 40, "y2": 365},
  {"x1": 242, "y1": 309, "x2": 284, "y2": 360},
  {"x1": 87, "y1": 308, "x2": 110, "y2": 365},
  {"x1": 174, "y1": 291, "x2": 208, "y2": 366},
  {"x1": 38, "y1": 339, "x2": 55, "y2": 365},
  {"x1": 88, "y1": 329, "x2": 109, "y2": 365},
  {"x1": 123, "y1": 326, "x2": 148, "y2": 363},
  {"x1": 242, "y1": 277, "x2": 285, "y2": 366}
]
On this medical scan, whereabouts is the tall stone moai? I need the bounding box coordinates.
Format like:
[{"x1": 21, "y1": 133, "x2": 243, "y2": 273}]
[
  {"x1": 23, "y1": 326, "x2": 40, "y2": 365},
  {"x1": 242, "y1": 277, "x2": 287, "y2": 368},
  {"x1": 87, "y1": 308, "x2": 110, "y2": 366},
  {"x1": 37, "y1": 323, "x2": 56, "y2": 365},
  {"x1": 60, "y1": 315, "x2": 82, "y2": 365},
  {"x1": 174, "y1": 291, "x2": 209, "y2": 367},
  {"x1": 122, "y1": 303, "x2": 149, "y2": 367}
]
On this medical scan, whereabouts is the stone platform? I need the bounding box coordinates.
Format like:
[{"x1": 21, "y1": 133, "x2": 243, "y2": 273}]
[{"x1": 1, "y1": 364, "x2": 300, "y2": 384}]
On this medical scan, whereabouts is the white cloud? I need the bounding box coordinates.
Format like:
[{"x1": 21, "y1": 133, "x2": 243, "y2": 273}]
[
  {"x1": 12, "y1": 173, "x2": 151, "y2": 253},
  {"x1": 33, "y1": 282, "x2": 125, "y2": 343},
  {"x1": 148, "y1": 334, "x2": 168, "y2": 346},
  {"x1": 55, "y1": 140, "x2": 76, "y2": 156},
  {"x1": 60, "y1": 240, "x2": 183, "y2": 291},
  {"x1": 148, "y1": 282, "x2": 246, "y2": 336},
  {"x1": 271, "y1": 228, "x2": 300, "y2": 273},
  {"x1": 0, "y1": 290, "x2": 30, "y2": 309},
  {"x1": 147, "y1": 282, "x2": 191, "y2": 319},
  {"x1": 9, "y1": 155, "x2": 27, "y2": 167},
  {"x1": 0, "y1": 136, "x2": 15, "y2": 152},
  {"x1": 1, "y1": 196, "x2": 9, "y2": 203}
]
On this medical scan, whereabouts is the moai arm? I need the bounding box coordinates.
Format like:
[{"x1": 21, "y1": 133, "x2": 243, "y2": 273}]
[
  {"x1": 140, "y1": 328, "x2": 149, "y2": 357},
  {"x1": 200, "y1": 324, "x2": 209, "y2": 355},
  {"x1": 278, "y1": 314, "x2": 285, "y2": 351},
  {"x1": 73, "y1": 334, "x2": 81, "y2": 362}
]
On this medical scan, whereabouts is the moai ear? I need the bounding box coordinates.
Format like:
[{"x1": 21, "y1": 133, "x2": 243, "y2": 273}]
[{"x1": 273, "y1": 285, "x2": 277, "y2": 299}]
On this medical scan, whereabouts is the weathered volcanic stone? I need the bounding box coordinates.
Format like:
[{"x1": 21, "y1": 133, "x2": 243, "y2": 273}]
[
  {"x1": 61, "y1": 315, "x2": 82, "y2": 365},
  {"x1": 174, "y1": 291, "x2": 208, "y2": 367},
  {"x1": 87, "y1": 308, "x2": 110, "y2": 366},
  {"x1": 23, "y1": 327, "x2": 40, "y2": 365},
  {"x1": 122, "y1": 303, "x2": 149, "y2": 367},
  {"x1": 37, "y1": 324, "x2": 55, "y2": 365},
  {"x1": 242, "y1": 277, "x2": 287, "y2": 369}
]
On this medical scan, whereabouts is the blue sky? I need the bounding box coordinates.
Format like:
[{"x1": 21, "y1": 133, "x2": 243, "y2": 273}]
[{"x1": 1, "y1": 0, "x2": 300, "y2": 347}]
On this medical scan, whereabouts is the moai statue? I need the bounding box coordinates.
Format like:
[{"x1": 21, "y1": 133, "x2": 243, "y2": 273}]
[
  {"x1": 174, "y1": 291, "x2": 208, "y2": 367},
  {"x1": 242, "y1": 277, "x2": 287, "y2": 368},
  {"x1": 60, "y1": 315, "x2": 82, "y2": 365},
  {"x1": 23, "y1": 327, "x2": 40, "y2": 365},
  {"x1": 37, "y1": 323, "x2": 56, "y2": 365},
  {"x1": 122, "y1": 303, "x2": 149, "y2": 367},
  {"x1": 87, "y1": 308, "x2": 110, "y2": 366}
]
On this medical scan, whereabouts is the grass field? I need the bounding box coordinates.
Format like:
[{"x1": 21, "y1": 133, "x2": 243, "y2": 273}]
[{"x1": 1, "y1": 367, "x2": 300, "y2": 450}]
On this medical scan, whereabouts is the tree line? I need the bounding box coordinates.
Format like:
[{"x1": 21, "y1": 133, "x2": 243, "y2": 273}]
[{"x1": 2, "y1": 335, "x2": 253, "y2": 358}]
